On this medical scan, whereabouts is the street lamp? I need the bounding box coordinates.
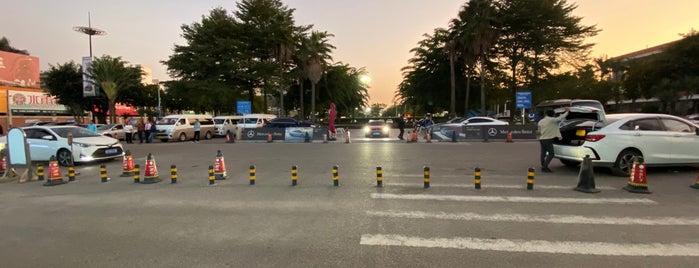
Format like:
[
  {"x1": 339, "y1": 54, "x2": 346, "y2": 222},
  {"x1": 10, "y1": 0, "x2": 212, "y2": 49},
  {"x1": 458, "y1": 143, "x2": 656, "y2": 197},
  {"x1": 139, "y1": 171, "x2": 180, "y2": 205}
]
[{"x1": 73, "y1": 12, "x2": 106, "y2": 58}]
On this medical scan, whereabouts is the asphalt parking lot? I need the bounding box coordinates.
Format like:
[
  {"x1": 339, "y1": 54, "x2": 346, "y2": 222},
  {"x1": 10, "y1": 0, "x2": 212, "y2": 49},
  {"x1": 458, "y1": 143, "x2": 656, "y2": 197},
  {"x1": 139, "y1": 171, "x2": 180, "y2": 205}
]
[{"x1": 2, "y1": 131, "x2": 699, "y2": 267}]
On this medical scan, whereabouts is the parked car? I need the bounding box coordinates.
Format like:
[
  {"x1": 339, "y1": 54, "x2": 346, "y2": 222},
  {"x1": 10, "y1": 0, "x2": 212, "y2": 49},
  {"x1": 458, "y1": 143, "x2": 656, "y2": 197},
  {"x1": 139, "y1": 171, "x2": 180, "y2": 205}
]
[
  {"x1": 553, "y1": 113, "x2": 699, "y2": 176},
  {"x1": 264, "y1": 117, "x2": 314, "y2": 128},
  {"x1": 0, "y1": 126, "x2": 124, "y2": 166},
  {"x1": 440, "y1": 116, "x2": 509, "y2": 128},
  {"x1": 364, "y1": 119, "x2": 390, "y2": 138},
  {"x1": 686, "y1": 114, "x2": 699, "y2": 125},
  {"x1": 97, "y1": 124, "x2": 125, "y2": 140}
]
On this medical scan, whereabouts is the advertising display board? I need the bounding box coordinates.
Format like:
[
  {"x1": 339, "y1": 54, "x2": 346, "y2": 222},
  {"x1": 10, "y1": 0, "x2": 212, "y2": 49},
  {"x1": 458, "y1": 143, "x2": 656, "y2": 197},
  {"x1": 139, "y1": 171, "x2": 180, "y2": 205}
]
[{"x1": 0, "y1": 51, "x2": 40, "y2": 88}]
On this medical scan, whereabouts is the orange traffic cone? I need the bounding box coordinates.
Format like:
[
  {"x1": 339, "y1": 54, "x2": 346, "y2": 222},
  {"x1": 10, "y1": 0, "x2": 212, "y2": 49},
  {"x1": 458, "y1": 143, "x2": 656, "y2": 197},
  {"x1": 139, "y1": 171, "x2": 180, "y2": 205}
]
[
  {"x1": 426, "y1": 132, "x2": 432, "y2": 143},
  {"x1": 506, "y1": 131, "x2": 514, "y2": 143},
  {"x1": 623, "y1": 156, "x2": 651, "y2": 194},
  {"x1": 267, "y1": 133, "x2": 273, "y2": 143},
  {"x1": 44, "y1": 155, "x2": 67, "y2": 186},
  {"x1": 214, "y1": 150, "x2": 227, "y2": 180},
  {"x1": 0, "y1": 155, "x2": 6, "y2": 176},
  {"x1": 120, "y1": 150, "x2": 135, "y2": 177},
  {"x1": 690, "y1": 169, "x2": 699, "y2": 189},
  {"x1": 142, "y1": 153, "x2": 161, "y2": 184},
  {"x1": 411, "y1": 130, "x2": 418, "y2": 143}
]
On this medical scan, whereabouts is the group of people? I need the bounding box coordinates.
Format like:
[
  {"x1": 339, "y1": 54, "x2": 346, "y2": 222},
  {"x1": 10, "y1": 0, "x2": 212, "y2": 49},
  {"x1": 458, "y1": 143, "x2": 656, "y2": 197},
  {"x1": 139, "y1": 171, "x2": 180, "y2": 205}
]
[
  {"x1": 395, "y1": 113, "x2": 434, "y2": 140},
  {"x1": 122, "y1": 118, "x2": 158, "y2": 144}
]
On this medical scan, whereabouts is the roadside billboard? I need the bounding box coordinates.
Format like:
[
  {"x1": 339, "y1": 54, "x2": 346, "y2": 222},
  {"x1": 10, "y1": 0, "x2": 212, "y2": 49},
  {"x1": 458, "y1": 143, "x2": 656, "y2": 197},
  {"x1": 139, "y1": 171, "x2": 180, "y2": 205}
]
[
  {"x1": 8, "y1": 90, "x2": 69, "y2": 115},
  {"x1": 0, "y1": 51, "x2": 40, "y2": 88}
]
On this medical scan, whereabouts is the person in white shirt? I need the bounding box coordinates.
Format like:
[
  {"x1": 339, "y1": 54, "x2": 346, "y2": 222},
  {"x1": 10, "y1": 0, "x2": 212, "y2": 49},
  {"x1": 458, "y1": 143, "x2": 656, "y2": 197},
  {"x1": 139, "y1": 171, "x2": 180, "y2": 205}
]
[
  {"x1": 124, "y1": 123, "x2": 134, "y2": 144},
  {"x1": 537, "y1": 107, "x2": 569, "y2": 172}
]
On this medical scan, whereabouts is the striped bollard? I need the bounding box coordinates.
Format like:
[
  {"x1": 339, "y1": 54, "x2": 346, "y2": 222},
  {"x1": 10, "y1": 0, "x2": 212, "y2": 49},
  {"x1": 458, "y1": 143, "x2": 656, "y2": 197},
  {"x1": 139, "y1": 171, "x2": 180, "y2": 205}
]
[
  {"x1": 37, "y1": 164, "x2": 45, "y2": 181},
  {"x1": 171, "y1": 165, "x2": 177, "y2": 184},
  {"x1": 100, "y1": 164, "x2": 109, "y2": 182},
  {"x1": 423, "y1": 166, "x2": 430, "y2": 188},
  {"x1": 291, "y1": 165, "x2": 298, "y2": 186},
  {"x1": 249, "y1": 165, "x2": 256, "y2": 185},
  {"x1": 474, "y1": 167, "x2": 481, "y2": 189},
  {"x1": 527, "y1": 167, "x2": 535, "y2": 190},
  {"x1": 376, "y1": 166, "x2": 383, "y2": 187},
  {"x1": 208, "y1": 165, "x2": 215, "y2": 185},
  {"x1": 68, "y1": 165, "x2": 76, "y2": 182},
  {"x1": 333, "y1": 165, "x2": 339, "y2": 187},
  {"x1": 133, "y1": 164, "x2": 141, "y2": 183}
]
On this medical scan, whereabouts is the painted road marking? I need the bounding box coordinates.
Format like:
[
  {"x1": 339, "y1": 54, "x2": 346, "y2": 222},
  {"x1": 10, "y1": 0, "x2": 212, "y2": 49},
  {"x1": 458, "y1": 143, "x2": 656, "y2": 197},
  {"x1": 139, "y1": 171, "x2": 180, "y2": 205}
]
[
  {"x1": 366, "y1": 210, "x2": 699, "y2": 225},
  {"x1": 384, "y1": 182, "x2": 616, "y2": 190},
  {"x1": 359, "y1": 234, "x2": 699, "y2": 256},
  {"x1": 370, "y1": 193, "x2": 657, "y2": 205}
]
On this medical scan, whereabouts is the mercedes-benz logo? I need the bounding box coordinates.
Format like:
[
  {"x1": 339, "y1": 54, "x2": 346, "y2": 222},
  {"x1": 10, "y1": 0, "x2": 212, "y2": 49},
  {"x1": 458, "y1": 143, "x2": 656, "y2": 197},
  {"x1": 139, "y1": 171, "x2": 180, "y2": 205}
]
[
  {"x1": 246, "y1": 130, "x2": 255, "y2": 138},
  {"x1": 487, "y1": 128, "x2": 498, "y2": 136}
]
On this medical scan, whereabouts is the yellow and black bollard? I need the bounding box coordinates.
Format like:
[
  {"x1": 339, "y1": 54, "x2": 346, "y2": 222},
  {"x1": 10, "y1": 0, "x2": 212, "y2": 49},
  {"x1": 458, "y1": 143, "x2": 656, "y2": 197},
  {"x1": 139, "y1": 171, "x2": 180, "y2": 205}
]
[
  {"x1": 333, "y1": 165, "x2": 339, "y2": 187},
  {"x1": 474, "y1": 167, "x2": 481, "y2": 189},
  {"x1": 291, "y1": 165, "x2": 298, "y2": 186},
  {"x1": 208, "y1": 165, "x2": 215, "y2": 185},
  {"x1": 423, "y1": 166, "x2": 430, "y2": 188},
  {"x1": 133, "y1": 164, "x2": 141, "y2": 183},
  {"x1": 249, "y1": 165, "x2": 256, "y2": 185},
  {"x1": 527, "y1": 167, "x2": 535, "y2": 190},
  {"x1": 100, "y1": 164, "x2": 109, "y2": 182},
  {"x1": 37, "y1": 164, "x2": 44, "y2": 181},
  {"x1": 68, "y1": 165, "x2": 76, "y2": 182},
  {"x1": 376, "y1": 166, "x2": 383, "y2": 188},
  {"x1": 170, "y1": 165, "x2": 177, "y2": 184}
]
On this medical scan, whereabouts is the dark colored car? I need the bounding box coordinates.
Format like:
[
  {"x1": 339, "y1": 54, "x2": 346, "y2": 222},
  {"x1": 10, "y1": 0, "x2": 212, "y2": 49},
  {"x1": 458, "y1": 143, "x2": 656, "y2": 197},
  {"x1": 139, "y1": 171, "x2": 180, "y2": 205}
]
[{"x1": 264, "y1": 117, "x2": 315, "y2": 128}]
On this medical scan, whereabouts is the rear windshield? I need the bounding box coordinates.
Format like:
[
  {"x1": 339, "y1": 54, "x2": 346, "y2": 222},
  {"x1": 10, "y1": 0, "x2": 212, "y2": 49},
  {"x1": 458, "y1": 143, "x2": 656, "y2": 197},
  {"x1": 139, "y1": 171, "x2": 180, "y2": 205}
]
[
  {"x1": 239, "y1": 118, "x2": 259, "y2": 124},
  {"x1": 571, "y1": 101, "x2": 604, "y2": 111},
  {"x1": 214, "y1": 119, "x2": 225, "y2": 124}
]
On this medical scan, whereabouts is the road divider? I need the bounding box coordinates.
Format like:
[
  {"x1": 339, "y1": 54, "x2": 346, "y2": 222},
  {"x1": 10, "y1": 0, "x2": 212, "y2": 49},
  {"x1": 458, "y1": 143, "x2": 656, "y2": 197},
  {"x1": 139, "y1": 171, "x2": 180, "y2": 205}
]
[
  {"x1": 423, "y1": 166, "x2": 430, "y2": 188},
  {"x1": 291, "y1": 165, "x2": 298, "y2": 186},
  {"x1": 333, "y1": 165, "x2": 339, "y2": 186},
  {"x1": 376, "y1": 166, "x2": 383, "y2": 188},
  {"x1": 249, "y1": 165, "x2": 256, "y2": 185},
  {"x1": 526, "y1": 167, "x2": 534, "y2": 190},
  {"x1": 170, "y1": 165, "x2": 177, "y2": 184},
  {"x1": 100, "y1": 164, "x2": 109, "y2": 183},
  {"x1": 474, "y1": 167, "x2": 481, "y2": 190}
]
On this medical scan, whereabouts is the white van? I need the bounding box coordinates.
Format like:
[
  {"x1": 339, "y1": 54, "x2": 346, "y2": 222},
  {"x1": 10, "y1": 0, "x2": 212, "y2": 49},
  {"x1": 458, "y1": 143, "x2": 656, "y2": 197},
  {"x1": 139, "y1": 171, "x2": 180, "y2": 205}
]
[
  {"x1": 213, "y1": 115, "x2": 243, "y2": 137},
  {"x1": 155, "y1": 114, "x2": 215, "y2": 142},
  {"x1": 237, "y1": 114, "x2": 277, "y2": 129}
]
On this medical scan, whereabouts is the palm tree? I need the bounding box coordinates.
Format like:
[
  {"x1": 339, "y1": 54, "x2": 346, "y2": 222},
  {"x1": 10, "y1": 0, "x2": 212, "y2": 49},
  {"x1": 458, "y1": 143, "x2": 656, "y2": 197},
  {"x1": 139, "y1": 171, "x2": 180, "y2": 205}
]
[
  {"x1": 88, "y1": 56, "x2": 142, "y2": 123},
  {"x1": 301, "y1": 31, "x2": 335, "y2": 123}
]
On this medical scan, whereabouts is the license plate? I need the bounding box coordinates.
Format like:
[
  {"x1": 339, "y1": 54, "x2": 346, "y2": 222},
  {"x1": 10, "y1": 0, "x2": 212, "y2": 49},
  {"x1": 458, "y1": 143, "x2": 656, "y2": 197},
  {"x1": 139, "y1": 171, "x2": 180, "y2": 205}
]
[
  {"x1": 105, "y1": 148, "x2": 118, "y2": 154},
  {"x1": 372, "y1": 131, "x2": 381, "y2": 136}
]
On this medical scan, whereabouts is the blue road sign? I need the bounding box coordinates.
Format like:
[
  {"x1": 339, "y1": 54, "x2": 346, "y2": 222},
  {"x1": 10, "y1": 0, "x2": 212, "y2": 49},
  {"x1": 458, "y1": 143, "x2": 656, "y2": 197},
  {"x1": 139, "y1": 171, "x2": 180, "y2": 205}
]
[
  {"x1": 236, "y1": 101, "x2": 251, "y2": 114},
  {"x1": 516, "y1": 92, "x2": 532, "y2": 109}
]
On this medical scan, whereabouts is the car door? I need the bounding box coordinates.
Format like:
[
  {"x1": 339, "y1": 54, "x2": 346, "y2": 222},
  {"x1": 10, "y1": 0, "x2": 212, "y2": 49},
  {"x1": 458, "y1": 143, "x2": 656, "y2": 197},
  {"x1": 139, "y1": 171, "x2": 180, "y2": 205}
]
[
  {"x1": 660, "y1": 118, "x2": 699, "y2": 163},
  {"x1": 24, "y1": 128, "x2": 56, "y2": 161},
  {"x1": 621, "y1": 117, "x2": 674, "y2": 164}
]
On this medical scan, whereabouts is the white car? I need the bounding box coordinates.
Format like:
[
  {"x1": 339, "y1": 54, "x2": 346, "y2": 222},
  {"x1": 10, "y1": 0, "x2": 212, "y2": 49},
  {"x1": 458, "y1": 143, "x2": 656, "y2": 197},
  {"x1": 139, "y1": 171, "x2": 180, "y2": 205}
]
[
  {"x1": 1, "y1": 126, "x2": 124, "y2": 166},
  {"x1": 441, "y1": 116, "x2": 509, "y2": 128},
  {"x1": 553, "y1": 113, "x2": 699, "y2": 176},
  {"x1": 97, "y1": 124, "x2": 125, "y2": 140}
]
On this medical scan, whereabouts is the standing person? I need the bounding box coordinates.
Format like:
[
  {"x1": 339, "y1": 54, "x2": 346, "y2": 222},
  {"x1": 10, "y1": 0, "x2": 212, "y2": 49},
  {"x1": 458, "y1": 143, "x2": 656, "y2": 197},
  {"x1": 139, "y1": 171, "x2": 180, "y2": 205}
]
[
  {"x1": 144, "y1": 119, "x2": 152, "y2": 143},
  {"x1": 124, "y1": 122, "x2": 134, "y2": 144},
  {"x1": 87, "y1": 121, "x2": 97, "y2": 133},
  {"x1": 148, "y1": 120, "x2": 157, "y2": 143},
  {"x1": 537, "y1": 107, "x2": 569, "y2": 172},
  {"x1": 421, "y1": 113, "x2": 434, "y2": 138},
  {"x1": 193, "y1": 119, "x2": 201, "y2": 143},
  {"x1": 137, "y1": 119, "x2": 145, "y2": 144},
  {"x1": 397, "y1": 116, "x2": 406, "y2": 140}
]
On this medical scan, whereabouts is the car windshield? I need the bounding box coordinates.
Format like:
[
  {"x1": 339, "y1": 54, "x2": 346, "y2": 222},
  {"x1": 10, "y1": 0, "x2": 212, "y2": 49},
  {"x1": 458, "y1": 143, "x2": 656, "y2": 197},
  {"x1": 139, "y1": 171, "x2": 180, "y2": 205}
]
[
  {"x1": 368, "y1": 120, "x2": 385, "y2": 126},
  {"x1": 97, "y1": 124, "x2": 116, "y2": 131},
  {"x1": 157, "y1": 118, "x2": 178, "y2": 125},
  {"x1": 240, "y1": 118, "x2": 258, "y2": 124},
  {"x1": 214, "y1": 119, "x2": 225, "y2": 124},
  {"x1": 51, "y1": 127, "x2": 101, "y2": 138}
]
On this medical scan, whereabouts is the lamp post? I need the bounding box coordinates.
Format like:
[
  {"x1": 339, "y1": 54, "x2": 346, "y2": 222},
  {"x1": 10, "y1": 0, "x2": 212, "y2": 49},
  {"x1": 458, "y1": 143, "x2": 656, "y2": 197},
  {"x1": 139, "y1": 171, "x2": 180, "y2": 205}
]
[{"x1": 73, "y1": 12, "x2": 106, "y2": 58}]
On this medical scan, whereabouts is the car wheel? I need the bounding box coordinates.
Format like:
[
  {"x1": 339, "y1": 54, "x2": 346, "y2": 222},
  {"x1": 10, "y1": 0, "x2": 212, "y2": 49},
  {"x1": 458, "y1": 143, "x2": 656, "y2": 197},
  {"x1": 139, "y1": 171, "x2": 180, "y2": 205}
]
[
  {"x1": 205, "y1": 131, "x2": 212, "y2": 140},
  {"x1": 56, "y1": 149, "x2": 73, "y2": 167},
  {"x1": 179, "y1": 133, "x2": 187, "y2": 142},
  {"x1": 560, "y1": 159, "x2": 579, "y2": 168},
  {"x1": 612, "y1": 149, "x2": 642, "y2": 177}
]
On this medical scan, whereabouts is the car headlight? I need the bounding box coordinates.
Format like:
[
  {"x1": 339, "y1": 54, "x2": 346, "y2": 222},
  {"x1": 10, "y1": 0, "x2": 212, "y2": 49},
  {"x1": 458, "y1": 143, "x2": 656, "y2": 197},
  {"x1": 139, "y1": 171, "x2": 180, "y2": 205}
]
[
  {"x1": 73, "y1": 142, "x2": 93, "y2": 148},
  {"x1": 383, "y1": 127, "x2": 389, "y2": 132},
  {"x1": 364, "y1": 127, "x2": 370, "y2": 133}
]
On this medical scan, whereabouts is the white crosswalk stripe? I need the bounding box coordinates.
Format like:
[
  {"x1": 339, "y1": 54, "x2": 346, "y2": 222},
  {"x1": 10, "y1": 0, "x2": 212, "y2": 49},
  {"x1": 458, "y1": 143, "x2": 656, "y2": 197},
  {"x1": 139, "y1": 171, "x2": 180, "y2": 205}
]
[
  {"x1": 384, "y1": 182, "x2": 616, "y2": 190},
  {"x1": 360, "y1": 234, "x2": 699, "y2": 257},
  {"x1": 371, "y1": 193, "x2": 657, "y2": 205}
]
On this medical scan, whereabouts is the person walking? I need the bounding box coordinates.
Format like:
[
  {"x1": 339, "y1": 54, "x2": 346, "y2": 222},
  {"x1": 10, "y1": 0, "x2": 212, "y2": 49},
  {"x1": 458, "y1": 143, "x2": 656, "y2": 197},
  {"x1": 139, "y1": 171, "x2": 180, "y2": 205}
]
[
  {"x1": 137, "y1": 119, "x2": 145, "y2": 144},
  {"x1": 192, "y1": 119, "x2": 201, "y2": 143},
  {"x1": 124, "y1": 122, "x2": 134, "y2": 144},
  {"x1": 537, "y1": 107, "x2": 569, "y2": 172},
  {"x1": 397, "y1": 116, "x2": 406, "y2": 140},
  {"x1": 148, "y1": 120, "x2": 157, "y2": 143},
  {"x1": 144, "y1": 120, "x2": 152, "y2": 143}
]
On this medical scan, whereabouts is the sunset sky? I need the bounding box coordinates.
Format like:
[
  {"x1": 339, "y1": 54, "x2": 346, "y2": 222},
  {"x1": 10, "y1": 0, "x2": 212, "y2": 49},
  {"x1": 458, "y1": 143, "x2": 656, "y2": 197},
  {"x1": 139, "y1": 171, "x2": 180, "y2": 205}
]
[{"x1": 2, "y1": 0, "x2": 697, "y2": 107}]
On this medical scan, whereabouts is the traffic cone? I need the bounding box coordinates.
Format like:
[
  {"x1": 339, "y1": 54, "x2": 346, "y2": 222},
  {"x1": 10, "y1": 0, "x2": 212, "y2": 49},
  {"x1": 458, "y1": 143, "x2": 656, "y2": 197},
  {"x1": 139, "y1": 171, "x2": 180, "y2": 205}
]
[
  {"x1": 690, "y1": 169, "x2": 699, "y2": 189},
  {"x1": 323, "y1": 134, "x2": 328, "y2": 143},
  {"x1": 426, "y1": 133, "x2": 432, "y2": 143},
  {"x1": 43, "y1": 155, "x2": 67, "y2": 186},
  {"x1": 214, "y1": 150, "x2": 227, "y2": 180},
  {"x1": 141, "y1": 153, "x2": 161, "y2": 184},
  {"x1": 623, "y1": 156, "x2": 651, "y2": 194},
  {"x1": 345, "y1": 128, "x2": 351, "y2": 143},
  {"x1": 506, "y1": 131, "x2": 514, "y2": 143},
  {"x1": 267, "y1": 133, "x2": 273, "y2": 143},
  {"x1": 0, "y1": 155, "x2": 6, "y2": 176},
  {"x1": 574, "y1": 155, "x2": 600, "y2": 193},
  {"x1": 120, "y1": 150, "x2": 135, "y2": 177},
  {"x1": 225, "y1": 132, "x2": 233, "y2": 143}
]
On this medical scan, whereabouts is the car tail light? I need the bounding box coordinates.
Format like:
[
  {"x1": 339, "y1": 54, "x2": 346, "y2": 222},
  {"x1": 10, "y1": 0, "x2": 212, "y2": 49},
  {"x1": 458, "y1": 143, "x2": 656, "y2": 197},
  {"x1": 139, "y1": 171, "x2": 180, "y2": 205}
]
[{"x1": 585, "y1": 134, "x2": 605, "y2": 142}]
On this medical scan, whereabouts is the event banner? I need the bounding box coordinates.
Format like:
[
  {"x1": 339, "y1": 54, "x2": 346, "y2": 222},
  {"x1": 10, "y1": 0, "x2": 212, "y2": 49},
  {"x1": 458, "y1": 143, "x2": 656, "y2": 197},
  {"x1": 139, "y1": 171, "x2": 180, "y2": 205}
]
[
  {"x1": 0, "y1": 51, "x2": 40, "y2": 88},
  {"x1": 431, "y1": 125, "x2": 537, "y2": 141},
  {"x1": 82, "y1": 56, "x2": 96, "y2": 97}
]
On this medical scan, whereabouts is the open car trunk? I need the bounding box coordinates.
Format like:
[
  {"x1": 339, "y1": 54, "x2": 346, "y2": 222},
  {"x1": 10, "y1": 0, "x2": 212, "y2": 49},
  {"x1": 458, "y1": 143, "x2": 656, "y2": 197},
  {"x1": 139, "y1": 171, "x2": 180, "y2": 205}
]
[{"x1": 553, "y1": 106, "x2": 606, "y2": 147}]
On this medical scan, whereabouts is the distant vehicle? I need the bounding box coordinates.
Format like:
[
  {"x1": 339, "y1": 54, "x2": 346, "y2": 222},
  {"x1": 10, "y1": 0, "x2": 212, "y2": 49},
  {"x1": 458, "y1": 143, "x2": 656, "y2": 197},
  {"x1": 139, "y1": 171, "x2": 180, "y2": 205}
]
[
  {"x1": 237, "y1": 114, "x2": 277, "y2": 129},
  {"x1": 155, "y1": 114, "x2": 215, "y2": 142},
  {"x1": 264, "y1": 117, "x2": 314, "y2": 128},
  {"x1": 554, "y1": 113, "x2": 699, "y2": 176},
  {"x1": 686, "y1": 114, "x2": 699, "y2": 125},
  {"x1": 441, "y1": 116, "x2": 509, "y2": 127},
  {"x1": 97, "y1": 124, "x2": 125, "y2": 140},
  {"x1": 364, "y1": 119, "x2": 390, "y2": 138},
  {"x1": 385, "y1": 119, "x2": 394, "y2": 125},
  {"x1": 0, "y1": 126, "x2": 124, "y2": 166},
  {"x1": 213, "y1": 115, "x2": 243, "y2": 136}
]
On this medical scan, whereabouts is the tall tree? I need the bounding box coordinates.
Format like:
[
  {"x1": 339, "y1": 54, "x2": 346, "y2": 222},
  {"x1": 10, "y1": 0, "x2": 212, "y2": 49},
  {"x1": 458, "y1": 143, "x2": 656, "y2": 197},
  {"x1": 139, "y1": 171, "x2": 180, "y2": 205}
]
[
  {"x1": 302, "y1": 30, "x2": 335, "y2": 123},
  {"x1": 88, "y1": 56, "x2": 142, "y2": 123},
  {"x1": 41, "y1": 61, "x2": 89, "y2": 120}
]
